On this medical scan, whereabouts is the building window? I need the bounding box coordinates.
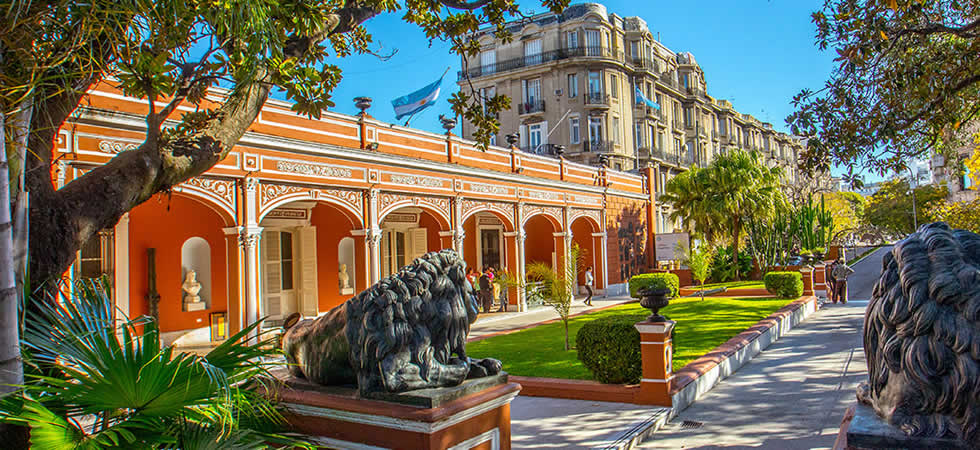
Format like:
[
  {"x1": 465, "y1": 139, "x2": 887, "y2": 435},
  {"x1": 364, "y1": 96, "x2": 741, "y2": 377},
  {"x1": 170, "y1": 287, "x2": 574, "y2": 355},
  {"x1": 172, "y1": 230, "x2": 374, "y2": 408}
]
[
  {"x1": 612, "y1": 116, "x2": 620, "y2": 144},
  {"x1": 609, "y1": 74, "x2": 618, "y2": 98},
  {"x1": 568, "y1": 73, "x2": 578, "y2": 98},
  {"x1": 651, "y1": 125, "x2": 658, "y2": 149},
  {"x1": 605, "y1": 32, "x2": 612, "y2": 50},
  {"x1": 567, "y1": 31, "x2": 578, "y2": 49},
  {"x1": 630, "y1": 40, "x2": 639, "y2": 59},
  {"x1": 588, "y1": 116, "x2": 604, "y2": 146},
  {"x1": 614, "y1": 162, "x2": 622, "y2": 171},
  {"x1": 524, "y1": 38, "x2": 542, "y2": 65},
  {"x1": 588, "y1": 71, "x2": 602, "y2": 95},
  {"x1": 76, "y1": 229, "x2": 114, "y2": 279},
  {"x1": 635, "y1": 121, "x2": 644, "y2": 149},
  {"x1": 528, "y1": 123, "x2": 542, "y2": 152},
  {"x1": 522, "y1": 78, "x2": 541, "y2": 105},
  {"x1": 684, "y1": 107, "x2": 694, "y2": 127},
  {"x1": 585, "y1": 30, "x2": 600, "y2": 55},
  {"x1": 570, "y1": 116, "x2": 581, "y2": 144},
  {"x1": 479, "y1": 86, "x2": 495, "y2": 115},
  {"x1": 480, "y1": 50, "x2": 496, "y2": 74},
  {"x1": 674, "y1": 101, "x2": 681, "y2": 123},
  {"x1": 280, "y1": 231, "x2": 294, "y2": 290}
]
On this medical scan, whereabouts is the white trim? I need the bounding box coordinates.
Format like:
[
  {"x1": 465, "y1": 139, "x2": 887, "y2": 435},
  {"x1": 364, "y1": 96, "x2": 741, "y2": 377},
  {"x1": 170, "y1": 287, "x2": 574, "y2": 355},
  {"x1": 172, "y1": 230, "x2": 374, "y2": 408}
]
[
  {"x1": 302, "y1": 436, "x2": 390, "y2": 450},
  {"x1": 641, "y1": 375, "x2": 675, "y2": 384},
  {"x1": 634, "y1": 321, "x2": 676, "y2": 334},
  {"x1": 113, "y1": 213, "x2": 130, "y2": 322},
  {"x1": 640, "y1": 340, "x2": 672, "y2": 345},
  {"x1": 284, "y1": 390, "x2": 518, "y2": 433},
  {"x1": 448, "y1": 428, "x2": 500, "y2": 450}
]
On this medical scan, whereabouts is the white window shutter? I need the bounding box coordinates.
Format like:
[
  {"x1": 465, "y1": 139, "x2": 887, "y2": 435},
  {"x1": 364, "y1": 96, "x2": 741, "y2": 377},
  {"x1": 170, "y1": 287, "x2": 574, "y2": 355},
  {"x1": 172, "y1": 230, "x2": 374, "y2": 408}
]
[
  {"x1": 263, "y1": 231, "x2": 282, "y2": 319},
  {"x1": 298, "y1": 227, "x2": 319, "y2": 317},
  {"x1": 519, "y1": 125, "x2": 528, "y2": 148},
  {"x1": 540, "y1": 121, "x2": 549, "y2": 146},
  {"x1": 410, "y1": 228, "x2": 428, "y2": 261}
]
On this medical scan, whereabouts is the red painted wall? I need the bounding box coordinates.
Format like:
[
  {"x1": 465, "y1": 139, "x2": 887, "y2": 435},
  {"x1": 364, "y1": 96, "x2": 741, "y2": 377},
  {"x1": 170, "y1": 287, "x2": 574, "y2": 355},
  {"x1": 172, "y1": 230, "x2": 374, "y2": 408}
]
[
  {"x1": 419, "y1": 212, "x2": 445, "y2": 253},
  {"x1": 128, "y1": 194, "x2": 230, "y2": 332},
  {"x1": 524, "y1": 216, "x2": 556, "y2": 266},
  {"x1": 310, "y1": 204, "x2": 360, "y2": 313},
  {"x1": 571, "y1": 218, "x2": 597, "y2": 285}
]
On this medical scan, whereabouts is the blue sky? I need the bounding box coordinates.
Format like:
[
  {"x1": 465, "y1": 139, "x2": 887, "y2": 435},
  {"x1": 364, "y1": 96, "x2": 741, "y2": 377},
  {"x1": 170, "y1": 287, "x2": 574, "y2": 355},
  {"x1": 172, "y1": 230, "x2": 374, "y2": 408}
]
[{"x1": 284, "y1": 0, "x2": 838, "y2": 168}]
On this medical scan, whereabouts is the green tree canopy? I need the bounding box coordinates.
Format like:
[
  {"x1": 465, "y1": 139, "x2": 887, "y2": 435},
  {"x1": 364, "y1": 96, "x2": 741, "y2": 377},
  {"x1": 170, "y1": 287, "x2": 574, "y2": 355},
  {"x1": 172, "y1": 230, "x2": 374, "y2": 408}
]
[
  {"x1": 788, "y1": 0, "x2": 980, "y2": 177},
  {"x1": 862, "y1": 178, "x2": 948, "y2": 235},
  {"x1": 661, "y1": 150, "x2": 784, "y2": 279}
]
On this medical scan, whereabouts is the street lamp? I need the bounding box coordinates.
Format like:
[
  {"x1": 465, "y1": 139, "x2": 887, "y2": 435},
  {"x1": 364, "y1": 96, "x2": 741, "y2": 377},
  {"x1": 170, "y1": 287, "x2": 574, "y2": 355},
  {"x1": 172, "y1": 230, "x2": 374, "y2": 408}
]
[{"x1": 906, "y1": 165, "x2": 918, "y2": 232}]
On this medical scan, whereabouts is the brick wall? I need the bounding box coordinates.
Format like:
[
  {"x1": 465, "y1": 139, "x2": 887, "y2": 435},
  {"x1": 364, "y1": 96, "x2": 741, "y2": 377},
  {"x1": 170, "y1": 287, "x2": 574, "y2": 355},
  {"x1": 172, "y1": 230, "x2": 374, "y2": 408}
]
[{"x1": 605, "y1": 196, "x2": 651, "y2": 285}]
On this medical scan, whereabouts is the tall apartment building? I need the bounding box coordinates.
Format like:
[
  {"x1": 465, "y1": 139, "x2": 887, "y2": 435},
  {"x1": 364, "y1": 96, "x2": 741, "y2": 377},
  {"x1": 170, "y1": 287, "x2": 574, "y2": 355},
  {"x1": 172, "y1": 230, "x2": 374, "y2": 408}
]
[{"x1": 456, "y1": 3, "x2": 826, "y2": 231}]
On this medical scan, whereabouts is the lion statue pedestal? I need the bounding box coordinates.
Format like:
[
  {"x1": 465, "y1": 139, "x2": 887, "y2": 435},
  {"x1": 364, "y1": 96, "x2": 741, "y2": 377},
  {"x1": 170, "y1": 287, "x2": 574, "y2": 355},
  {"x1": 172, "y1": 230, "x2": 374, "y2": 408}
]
[
  {"x1": 273, "y1": 250, "x2": 521, "y2": 449},
  {"x1": 837, "y1": 223, "x2": 979, "y2": 449}
]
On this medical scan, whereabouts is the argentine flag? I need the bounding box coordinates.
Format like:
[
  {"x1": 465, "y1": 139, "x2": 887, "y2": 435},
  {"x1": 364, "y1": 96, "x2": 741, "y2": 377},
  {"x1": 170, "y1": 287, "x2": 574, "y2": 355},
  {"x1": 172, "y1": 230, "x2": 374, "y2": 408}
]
[
  {"x1": 393, "y1": 75, "x2": 444, "y2": 120},
  {"x1": 635, "y1": 87, "x2": 661, "y2": 110}
]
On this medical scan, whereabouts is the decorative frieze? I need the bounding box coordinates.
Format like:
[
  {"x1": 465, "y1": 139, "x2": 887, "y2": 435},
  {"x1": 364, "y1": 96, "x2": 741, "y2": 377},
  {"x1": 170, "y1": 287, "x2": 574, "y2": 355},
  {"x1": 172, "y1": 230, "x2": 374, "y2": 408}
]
[
  {"x1": 379, "y1": 192, "x2": 452, "y2": 225},
  {"x1": 460, "y1": 199, "x2": 515, "y2": 227},
  {"x1": 261, "y1": 184, "x2": 306, "y2": 208},
  {"x1": 519, "y1": 188, "x2": 564, "y2": 203},
  {"x1": 388, "y1": 173, "x2": 445, "y2": 188},
  {"x1": 98, "y1": 140, "x2": 138, "y2": 153},
  {"x1": 275, "y1": 160, "x2": 353, "y2": 178},
  {"x1": 181, "y1": 177, "x2": 236, "y2": 209},
  {"x1": 521, "y1": 204, "x2": 564, "y2": 228},
  {"x1": 569, "y1": 208, "x2": 602, "y2": 228},
  {"x1": 467, "y1": 182, "x2": 511, "y2": 196}
]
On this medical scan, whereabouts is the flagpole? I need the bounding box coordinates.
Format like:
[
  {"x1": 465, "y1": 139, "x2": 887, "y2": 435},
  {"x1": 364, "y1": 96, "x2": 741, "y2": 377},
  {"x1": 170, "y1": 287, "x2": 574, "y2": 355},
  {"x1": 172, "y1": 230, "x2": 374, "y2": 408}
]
[{"x1": 404, "y1": 66, "x2": 452, "y2": 127}]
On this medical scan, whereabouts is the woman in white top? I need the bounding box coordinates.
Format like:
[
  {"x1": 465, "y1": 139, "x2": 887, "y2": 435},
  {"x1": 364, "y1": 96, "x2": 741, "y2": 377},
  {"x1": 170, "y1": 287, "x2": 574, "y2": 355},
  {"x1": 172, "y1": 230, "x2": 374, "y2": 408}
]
[{"x1": 584, "y1": 266, "x2": 594, "y2": 306}]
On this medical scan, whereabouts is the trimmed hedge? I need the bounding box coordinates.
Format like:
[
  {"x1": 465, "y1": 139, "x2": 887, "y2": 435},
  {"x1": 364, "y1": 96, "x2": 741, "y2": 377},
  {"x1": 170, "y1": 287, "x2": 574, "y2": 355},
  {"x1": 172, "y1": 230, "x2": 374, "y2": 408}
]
[
  {"x1": 576, "y1": 316, "x2": 642, "y2": 384},
  {"x1": 764, "y1": 272, "x2": 804, "y2": 299},
  {"x1": 628, "y1": 273, "x2": 680, "y2": 299}
]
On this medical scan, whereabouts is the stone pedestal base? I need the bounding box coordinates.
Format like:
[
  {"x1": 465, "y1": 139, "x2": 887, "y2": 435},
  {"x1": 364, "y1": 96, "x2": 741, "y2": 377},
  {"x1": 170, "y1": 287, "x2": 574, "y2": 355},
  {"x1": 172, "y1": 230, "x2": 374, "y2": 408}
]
[
  {"x1": 835, "y1": 403, "x2": 971, "y2": 450},
  {"x1": 276, "y1": 372, "x2": 520, "y2": 449}
]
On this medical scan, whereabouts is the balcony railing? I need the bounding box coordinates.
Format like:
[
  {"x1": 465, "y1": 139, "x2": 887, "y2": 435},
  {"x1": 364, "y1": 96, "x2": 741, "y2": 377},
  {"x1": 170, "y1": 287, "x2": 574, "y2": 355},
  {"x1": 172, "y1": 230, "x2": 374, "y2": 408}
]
[
  {"x1": 585, "y1": 92, "x2": 611, "y2": 107},
  {"x1": 458, "y1": 46, "x2": 625, "y2": 81},
  {"x1": 519, "y1": 100, "x2": 546, "y2": 115},
  {"x1": 584, "y1": 139, "x2": 615, "y2": 154}
]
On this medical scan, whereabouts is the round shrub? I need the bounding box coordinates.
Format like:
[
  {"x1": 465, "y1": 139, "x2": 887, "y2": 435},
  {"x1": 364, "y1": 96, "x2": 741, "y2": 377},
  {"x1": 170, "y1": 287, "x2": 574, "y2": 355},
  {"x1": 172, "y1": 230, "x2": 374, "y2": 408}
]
[
  {"x1": 628, "y1": 273, "x2": 680, "y2": 299},
  {"x1": 576, "y1": 316, "x2": 641, "y2": 384},
  {"x1": 764, "y1": 272, "x2": 804, "y2": 299}
]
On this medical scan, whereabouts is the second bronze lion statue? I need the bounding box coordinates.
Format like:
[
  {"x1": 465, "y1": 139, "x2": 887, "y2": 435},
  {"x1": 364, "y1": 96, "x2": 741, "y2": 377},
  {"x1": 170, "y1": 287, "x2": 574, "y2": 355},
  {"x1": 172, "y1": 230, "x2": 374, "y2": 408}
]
[{"x1": 281, "y1": 249, "x2": 502, "y2": 395}]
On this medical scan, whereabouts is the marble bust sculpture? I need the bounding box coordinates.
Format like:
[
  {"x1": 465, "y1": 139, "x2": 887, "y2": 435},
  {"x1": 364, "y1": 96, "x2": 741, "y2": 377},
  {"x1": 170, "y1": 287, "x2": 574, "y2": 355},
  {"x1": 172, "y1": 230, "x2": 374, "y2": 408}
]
[
  {"x1": 182, "y1": 270, "x2": 202, "y2": 301},
  {"x1": 338, "y1": 264, "x2": 351, "y2": 290}
]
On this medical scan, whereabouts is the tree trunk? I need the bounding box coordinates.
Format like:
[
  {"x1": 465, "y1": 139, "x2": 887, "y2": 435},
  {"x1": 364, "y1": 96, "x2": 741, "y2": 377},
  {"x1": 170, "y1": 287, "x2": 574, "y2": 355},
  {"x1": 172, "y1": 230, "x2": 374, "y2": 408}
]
[
  {"x1": 563, "y1": 319, "x2": 570, "y2": 351},
  {"x1": 732, "y1": 215, "x2": 741, "y2": 281},
  {"x1": 0, "y1": 113, "x2": 29, "y2": 448}
]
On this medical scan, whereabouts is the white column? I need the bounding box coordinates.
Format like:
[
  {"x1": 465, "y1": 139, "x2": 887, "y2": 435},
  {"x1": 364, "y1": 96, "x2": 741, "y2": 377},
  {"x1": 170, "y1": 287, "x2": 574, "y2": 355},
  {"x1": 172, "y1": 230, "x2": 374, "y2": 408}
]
[
  {"x1": 238, "y1": 226, "x2": 263, "y2": 334},
  {"x1": 452, "y1": 196, "x2": 465, "y2": 257},
  {"x1": 113, "y1": 213, "x2": 130, "y2": 322},
  {"x1": 515, "y1": 201, "x2": 526, "y2": 311},
  {"x1": 366, "y1": 188, "x2": 382, "y2": 283}
]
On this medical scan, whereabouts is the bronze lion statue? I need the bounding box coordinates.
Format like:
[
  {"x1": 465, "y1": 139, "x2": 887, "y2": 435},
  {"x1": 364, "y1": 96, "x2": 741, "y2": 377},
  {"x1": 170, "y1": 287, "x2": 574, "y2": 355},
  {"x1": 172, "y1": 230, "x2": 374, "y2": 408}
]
[
  {"x1": 281, "y1": 249, "x2": 502, "y2": 395},
  {"x1": 859, "y1": 222, "x2": 980, "y2": 444}
]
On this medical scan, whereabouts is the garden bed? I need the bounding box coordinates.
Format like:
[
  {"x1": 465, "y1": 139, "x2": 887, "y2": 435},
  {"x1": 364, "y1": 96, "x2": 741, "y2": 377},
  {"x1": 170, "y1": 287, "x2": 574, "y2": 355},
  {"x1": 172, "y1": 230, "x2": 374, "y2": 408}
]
[{"x1": 465, "y1": 295, "x2": 797, "y2": 380}]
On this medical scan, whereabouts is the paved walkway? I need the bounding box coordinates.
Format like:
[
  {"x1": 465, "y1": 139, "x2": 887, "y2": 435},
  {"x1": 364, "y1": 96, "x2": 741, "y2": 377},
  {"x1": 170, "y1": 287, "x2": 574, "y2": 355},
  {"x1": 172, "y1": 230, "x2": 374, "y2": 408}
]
[{"x1": 636, "y1": 244, "x2": 889, "y2": 449}]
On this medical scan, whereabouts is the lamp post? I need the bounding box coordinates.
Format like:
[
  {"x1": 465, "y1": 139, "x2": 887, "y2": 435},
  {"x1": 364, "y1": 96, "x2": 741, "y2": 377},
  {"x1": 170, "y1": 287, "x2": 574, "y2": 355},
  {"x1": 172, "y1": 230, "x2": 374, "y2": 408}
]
[{"x1": 906, "y1": 165, "x2": 918, "y2": 232}]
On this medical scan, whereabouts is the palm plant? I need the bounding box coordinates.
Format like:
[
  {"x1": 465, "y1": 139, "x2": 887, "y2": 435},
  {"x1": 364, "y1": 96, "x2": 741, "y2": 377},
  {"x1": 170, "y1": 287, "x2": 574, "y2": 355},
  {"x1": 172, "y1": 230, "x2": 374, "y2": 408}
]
[
  {"x1": 662, "y1": 150, "x2": 783, "y2": 280},
  {"x1": 0, "y1": 278, "x2": 307, "y2": 449},
  {"x1": 525, "y1": 244, "x2": 584, "y2": 351}
]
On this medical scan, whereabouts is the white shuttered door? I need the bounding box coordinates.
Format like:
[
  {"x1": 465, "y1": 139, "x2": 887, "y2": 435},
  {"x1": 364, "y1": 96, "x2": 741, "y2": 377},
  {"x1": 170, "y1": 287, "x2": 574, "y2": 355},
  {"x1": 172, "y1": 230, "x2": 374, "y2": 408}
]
[
  {"x1": 263, "y1": 231, "x2": 283, "y2": 319},
  {"x1": 298, "y1": 227, "x2": 318, "y2": 317},
  {"x1": 409, "y1": 228, "x2": 428, "y2": 261}
]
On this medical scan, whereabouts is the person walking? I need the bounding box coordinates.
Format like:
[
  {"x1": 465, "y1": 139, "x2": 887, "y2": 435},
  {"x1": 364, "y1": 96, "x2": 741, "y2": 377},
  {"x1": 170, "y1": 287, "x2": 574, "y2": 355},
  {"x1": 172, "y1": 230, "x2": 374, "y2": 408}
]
[
  {"x1": 584, "y1": 266, "x2": 594, "y2": 306},
  {"x1": 478, "y1": 270, "x2": 493, "y2": 313},
  {"x1": 831, "y1": 258, "x2": 854, "y2": 304},
  {"x1": 826, "y1": 260, "x2": 838, "y2": 304}
]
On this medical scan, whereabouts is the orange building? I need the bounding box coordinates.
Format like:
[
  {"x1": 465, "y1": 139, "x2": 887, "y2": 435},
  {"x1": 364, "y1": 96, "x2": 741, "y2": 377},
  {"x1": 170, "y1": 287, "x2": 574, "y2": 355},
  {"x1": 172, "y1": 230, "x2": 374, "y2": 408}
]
[{"x1": 59, "y1": 83, "x2": 656, "y2": 346}]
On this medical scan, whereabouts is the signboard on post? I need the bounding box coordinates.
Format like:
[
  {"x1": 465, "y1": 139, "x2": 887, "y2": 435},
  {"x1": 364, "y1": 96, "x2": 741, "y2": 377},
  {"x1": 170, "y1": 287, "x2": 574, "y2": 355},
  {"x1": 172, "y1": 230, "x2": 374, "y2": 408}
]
[{"x1": 655, "y1": 233, "x2": 690, "y2": 261}]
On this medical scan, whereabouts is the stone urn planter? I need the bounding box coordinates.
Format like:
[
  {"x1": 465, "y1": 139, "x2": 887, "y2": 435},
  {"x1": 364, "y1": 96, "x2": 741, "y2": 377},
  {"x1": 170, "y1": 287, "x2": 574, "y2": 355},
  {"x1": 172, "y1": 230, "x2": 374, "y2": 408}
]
[{"x1": 638, "y1": 287, "x2": 672, "y2": 322}]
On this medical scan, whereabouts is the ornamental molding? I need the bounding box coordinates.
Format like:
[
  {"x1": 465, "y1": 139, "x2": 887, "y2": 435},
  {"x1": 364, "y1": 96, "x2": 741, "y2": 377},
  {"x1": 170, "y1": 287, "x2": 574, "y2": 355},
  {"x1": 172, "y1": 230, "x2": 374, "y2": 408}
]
[
  {"x1": 569, "y1": 208, "x2": 602, "y2": 228},
  {"x1": 387, "y1": 173, "x2": 446, "y2": 188},
  {"x1": 521, "y1": 204, "x2": 564, "y2": 228},
  {"x1": 519, "y1": 188, "x2": 565, "y2": 203},
  {"x1": 258, "y1": 183, "x2": 364, "y2": 222},
  {"x1": 275, "y1": 159, "x2": 353, "y2": 179},
  {"x1": 378, "y1": 192, "x2": 452, "y2": 226},
  {"x1": 467, "y1": 181, "x2": 512, "y2": 196},
  {"x1": 98, "y1": 140, "x2": 138, "y2": 154},
  {"x1": 460, "y1": 199, "x2": 515, "y2": 227},
  {"x1": 177, "y1": 177, "x2": 236, "y2": 214}
]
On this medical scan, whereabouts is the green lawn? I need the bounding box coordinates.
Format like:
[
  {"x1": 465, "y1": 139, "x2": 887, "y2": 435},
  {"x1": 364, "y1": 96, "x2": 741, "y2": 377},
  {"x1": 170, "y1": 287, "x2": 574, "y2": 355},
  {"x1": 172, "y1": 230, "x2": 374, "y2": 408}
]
[
  {"x1": 691, "y1": 280, "x2": 765, "y2": 289},
  {"x1": 466, "y1": 296, "x2": 795, "y2": 380}
]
